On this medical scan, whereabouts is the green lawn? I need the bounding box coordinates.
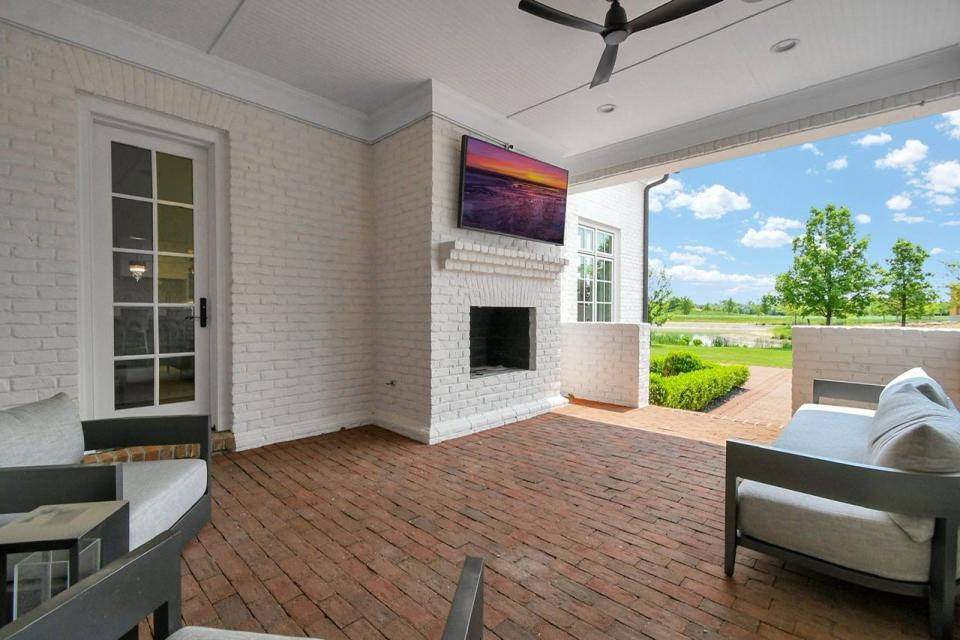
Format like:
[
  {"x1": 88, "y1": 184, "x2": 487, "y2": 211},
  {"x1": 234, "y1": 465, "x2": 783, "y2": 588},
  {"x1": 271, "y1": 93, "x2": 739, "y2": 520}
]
[
  {"x1": 666, "y1": 312, "x2": 945, "y2": 325},
  {"x1": 650, "y1": 343, "x2": 793, "y2": 368}
]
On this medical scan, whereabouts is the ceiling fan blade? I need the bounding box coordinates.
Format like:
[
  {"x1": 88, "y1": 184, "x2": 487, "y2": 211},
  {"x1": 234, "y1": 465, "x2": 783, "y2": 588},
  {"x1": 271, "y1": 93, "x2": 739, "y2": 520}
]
[
  {"x1": 627, "y1": 0, "x2": 723, "y2": 34},
  {"x1": 590, "y1": 44, "x2": 618, "y2": 88},
  {"x1": 518, "y1": 0, "x2": 604, "y2": 34}
]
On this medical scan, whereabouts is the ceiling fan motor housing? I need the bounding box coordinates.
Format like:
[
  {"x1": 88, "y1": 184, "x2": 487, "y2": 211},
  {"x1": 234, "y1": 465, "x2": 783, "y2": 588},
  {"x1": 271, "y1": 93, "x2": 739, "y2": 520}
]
[{"x1": 602, "y1": 1, "x2": 629, "y2": 44}]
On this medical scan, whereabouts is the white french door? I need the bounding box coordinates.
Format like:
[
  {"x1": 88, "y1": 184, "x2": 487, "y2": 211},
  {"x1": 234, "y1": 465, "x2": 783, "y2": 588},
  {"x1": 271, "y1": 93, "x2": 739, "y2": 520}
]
[{"x1": 89, "y1": 124, "x2": 209, "y2": 418}]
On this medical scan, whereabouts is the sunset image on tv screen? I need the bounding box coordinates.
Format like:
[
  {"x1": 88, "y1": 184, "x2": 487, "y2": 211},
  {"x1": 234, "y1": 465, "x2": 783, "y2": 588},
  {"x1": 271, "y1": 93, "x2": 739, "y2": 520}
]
[{"x1": 459, "y1": 136, "x2": 568, "y2": 244}]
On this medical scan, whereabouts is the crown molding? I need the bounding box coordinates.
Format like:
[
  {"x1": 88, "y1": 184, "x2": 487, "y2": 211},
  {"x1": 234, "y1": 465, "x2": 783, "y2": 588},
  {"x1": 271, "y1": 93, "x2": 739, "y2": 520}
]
[{"x1": 0, "y1": 0, "x2": 568, "y2": 162}]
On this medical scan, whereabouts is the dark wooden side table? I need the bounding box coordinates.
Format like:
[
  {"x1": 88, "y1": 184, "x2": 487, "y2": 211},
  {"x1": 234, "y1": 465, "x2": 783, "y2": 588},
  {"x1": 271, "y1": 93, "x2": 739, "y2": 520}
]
[{"x1": 0, "y1": 501, "x2": 129, "y2": 625}]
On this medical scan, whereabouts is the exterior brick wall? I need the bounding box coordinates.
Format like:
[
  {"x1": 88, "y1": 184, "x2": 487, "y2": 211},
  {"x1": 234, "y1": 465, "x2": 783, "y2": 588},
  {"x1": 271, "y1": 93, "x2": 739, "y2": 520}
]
[
  {"x1": 563, "y1": 182, "x2": 646, "y2": 323},
  {"x1": 0, "y1": 25, "x2": 375, "y2": 450},
  {"x1": 560, "y1": 322, "x2": 650, "y2": 407},
  {"x1": 792, "y1": 326, "x2": 960, "y2": 411}
]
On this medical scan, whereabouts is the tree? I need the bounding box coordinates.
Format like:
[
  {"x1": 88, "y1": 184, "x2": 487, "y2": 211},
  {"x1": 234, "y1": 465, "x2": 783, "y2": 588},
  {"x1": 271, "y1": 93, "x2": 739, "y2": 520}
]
[
  {"x1": 775, "y1": 204, "x2": 875, "y2": 325},
  {"x1": 669, "y1": 295, "x2": 695, "y2": 315},
  {"x1": 880, "y1": 239, "x2": 938, "y2": 326},
  {"x1": 721, "y1": 297, "x2": 737, "y2": 314},
  {"x1": 759, "y1": 293, "x2": 778, "y2": 316},
  {"x1": 648, "y1": 267, "x2": 672, "y2": 326}
]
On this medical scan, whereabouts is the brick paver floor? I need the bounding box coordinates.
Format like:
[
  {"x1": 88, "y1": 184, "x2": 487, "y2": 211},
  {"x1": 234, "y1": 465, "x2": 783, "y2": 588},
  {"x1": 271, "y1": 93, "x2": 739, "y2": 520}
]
[
  {"x1": 705, "y1": 366, "x2": 793, "y2": 426},
  {"x1": 173, "y1": 414, "x2": 944, "y2": 639}
]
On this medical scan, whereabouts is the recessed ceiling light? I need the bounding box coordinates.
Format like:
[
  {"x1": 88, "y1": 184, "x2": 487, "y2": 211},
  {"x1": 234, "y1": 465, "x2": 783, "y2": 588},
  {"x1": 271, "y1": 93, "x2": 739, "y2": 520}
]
[
  {"x1": 770, "y1": 38, "x2": 799, "y2": 53},
  {"x1": 597, "y1": 103, "x2": 616, "y2": 114}
]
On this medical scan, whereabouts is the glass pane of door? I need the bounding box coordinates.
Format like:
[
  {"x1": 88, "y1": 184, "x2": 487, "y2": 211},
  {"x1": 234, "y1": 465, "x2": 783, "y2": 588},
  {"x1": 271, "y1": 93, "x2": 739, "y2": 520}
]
[{"x1": 108, "y1": 141, "x2": 198, "y2": 412}]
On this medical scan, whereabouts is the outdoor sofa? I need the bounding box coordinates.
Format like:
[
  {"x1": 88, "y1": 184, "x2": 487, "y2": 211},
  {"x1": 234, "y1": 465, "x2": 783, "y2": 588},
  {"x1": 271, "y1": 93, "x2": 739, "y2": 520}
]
[
  {"x1": 0, "y1": 393, "x2": 211, "y2": 553},
  {"x1": 725, "y1": 368, "x2": 960, "y2": 639},
  {"x1": 0, "y1": 531, "x2": 485, "y2": 640}
]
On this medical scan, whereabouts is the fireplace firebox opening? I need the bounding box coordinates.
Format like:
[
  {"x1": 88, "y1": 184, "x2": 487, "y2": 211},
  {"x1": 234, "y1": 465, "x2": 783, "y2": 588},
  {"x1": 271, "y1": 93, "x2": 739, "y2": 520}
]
[{"x1": 469, "y1": 306, "x2": 535, "y2": 378}]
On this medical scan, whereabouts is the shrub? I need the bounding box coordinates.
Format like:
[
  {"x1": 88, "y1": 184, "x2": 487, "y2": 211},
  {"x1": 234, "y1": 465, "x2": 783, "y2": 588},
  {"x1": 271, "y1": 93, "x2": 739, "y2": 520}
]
[
  {"x1": 711, "y1": 336, "x2": 729, "y2": 347},
  {"x1": 649, "y1": 373, "x2": 667, "y2": 405},
  {"x1": 650, "y1": 364, "x2": 750, "y2": 411},
  {"x1": 662, "y1": 351, "x2": 706, "y2": 376},
  {"x1": 649, "y1": 356, "x2": 665, "y2": 375},
  {"x1": 692, "y1": 338, "x2": 703, "y2": 346}
]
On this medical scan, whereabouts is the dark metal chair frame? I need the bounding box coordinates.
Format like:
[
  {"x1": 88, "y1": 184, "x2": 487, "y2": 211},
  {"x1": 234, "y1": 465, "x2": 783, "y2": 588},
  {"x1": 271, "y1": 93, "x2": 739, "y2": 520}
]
[
  {"x1": 725, "y1": 379, "x2": 960, "y2": 639},
  {"x1": 0, "y1": 416, "x2": 212, "y2": 552},
  {"x1": 0, "y1": 530, "x2": 484, "y2": 640}
]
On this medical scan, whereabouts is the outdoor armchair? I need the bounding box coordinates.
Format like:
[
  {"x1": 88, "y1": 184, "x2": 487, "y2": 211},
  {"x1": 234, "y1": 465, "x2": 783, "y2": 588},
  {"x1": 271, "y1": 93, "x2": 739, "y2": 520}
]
[
  {"x1": 0, "y1": 393, "x2": 211, "y2": 552},
  {"x1": 725, "y1": 373, "x2": 960, "y2": 639},
  {"x1": 0, "y1": 531, "x2": 485, "y2": 640}
]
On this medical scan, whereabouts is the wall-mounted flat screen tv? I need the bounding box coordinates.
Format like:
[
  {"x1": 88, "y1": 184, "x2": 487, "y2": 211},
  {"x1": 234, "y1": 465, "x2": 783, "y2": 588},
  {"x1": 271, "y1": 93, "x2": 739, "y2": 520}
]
[{"x1": 458, "y1": 135, "x2": 568, "y2": 245}]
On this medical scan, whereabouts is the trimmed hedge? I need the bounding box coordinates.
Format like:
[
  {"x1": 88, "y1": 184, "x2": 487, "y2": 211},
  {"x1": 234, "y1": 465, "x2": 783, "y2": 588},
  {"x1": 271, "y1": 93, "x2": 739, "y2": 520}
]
[{"x1": 649, "y1": 350, "x2": 749, "y2": 411}]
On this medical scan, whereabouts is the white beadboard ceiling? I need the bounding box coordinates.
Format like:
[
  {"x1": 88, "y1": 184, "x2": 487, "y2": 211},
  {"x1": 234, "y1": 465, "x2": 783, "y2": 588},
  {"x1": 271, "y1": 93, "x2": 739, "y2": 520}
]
[{"x1": 69, "y1": 0, "x2": 960, "y2": 155}]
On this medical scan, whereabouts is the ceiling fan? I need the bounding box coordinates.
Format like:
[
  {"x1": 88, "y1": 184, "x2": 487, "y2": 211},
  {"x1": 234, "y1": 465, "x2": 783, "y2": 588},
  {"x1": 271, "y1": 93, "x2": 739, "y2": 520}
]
[{"x1": 518, "y1": 0, "x2": 724, "y2": 88}]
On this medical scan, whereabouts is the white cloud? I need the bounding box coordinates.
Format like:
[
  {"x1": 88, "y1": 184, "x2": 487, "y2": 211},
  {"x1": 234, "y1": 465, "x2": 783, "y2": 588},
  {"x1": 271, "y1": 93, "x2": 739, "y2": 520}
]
[
  {"x1": 668, "y1": 251, "x2": 706, "y2": 266},
  {"x1": 943, "y1": 220, "x2": 960, "y2": 227},
  {"x1": 739, "y1": 215, "x2": 803, "y2": 248},
  {"x1": 800, "y1": 143, "x2": 822, "y2": 156},
  {"x1": 678, "y1": 244, "x2": 734, "y2": 260},
  {"x1": 647, "y1": 177, "x2": 684, "y2": 213},
  {"x1": 649, "y1": 244, "x2": 666, "y2": 254},
  {"x1": 826, "y1": 156, "x2": 848, "y2": 170},
  {"x1": 937, "y1": 110, "x2": 960, "y2": 140},
  {"x1": 930, "y1": 194, "x2": 956, "y2": 207},
  {"x1": 875, "y1": 139, "x2": 928, "y2": 174},
  {"x1": 855, "y1": 213, "x2": 872, "y2": 224},
  {"x1": 893, "y1": 212, "x2": 926, "y2": 224},
  {"x1": 740, "y1": 228, "x2": 792, "y2": 248},
  {"x1": 665, "y1": 264, "x2": 775, "y2": 293},
  {"x1": 931, "y1": 247, "x2": 945, "y2": 255},
  {"x1": 921, "y1": 160, "x2": 960, "y2": 195},
  {"x1": 668, "y1": 184, "x2": 751, "y2": 219},
  {"x1": 886, "y1": 193, "x2": 912, "y2": 211},
  {"x1": 853, "y1": 131, "x2": 892, "y2": 147}
]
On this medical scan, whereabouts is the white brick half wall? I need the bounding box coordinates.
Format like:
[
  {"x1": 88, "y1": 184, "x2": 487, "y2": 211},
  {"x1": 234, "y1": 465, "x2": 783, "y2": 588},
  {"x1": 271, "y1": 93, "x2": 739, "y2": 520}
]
[
  {"x1": 560, "y1": 322, "x2": 650, "y2": 408},
  {"x1": 792, "y1": 326, "x2": 960, "y2": 411}
]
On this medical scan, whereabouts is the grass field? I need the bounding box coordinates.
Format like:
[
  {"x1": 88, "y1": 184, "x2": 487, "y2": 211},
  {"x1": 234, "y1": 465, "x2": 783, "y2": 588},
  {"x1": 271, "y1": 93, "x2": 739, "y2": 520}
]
[
  {"x1": 666, "y1": 312, "x2": 945, "y2": 325},
  {"x1": 651, "y1": 344, "x2": 793, "y2": 368}
]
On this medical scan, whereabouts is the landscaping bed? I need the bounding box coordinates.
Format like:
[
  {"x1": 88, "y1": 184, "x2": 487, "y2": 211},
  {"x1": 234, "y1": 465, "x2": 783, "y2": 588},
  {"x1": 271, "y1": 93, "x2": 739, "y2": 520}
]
[{"x1": 650, "y1": 352, "x2": 750, "y2": 411}]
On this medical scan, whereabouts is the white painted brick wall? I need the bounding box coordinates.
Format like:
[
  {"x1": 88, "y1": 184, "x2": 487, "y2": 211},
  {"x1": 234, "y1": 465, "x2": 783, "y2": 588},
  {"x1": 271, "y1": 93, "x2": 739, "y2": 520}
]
[
  {"x1": 792, "y1": 326, "x2": 960, "y2": 411},
  {"x1": 372, "y1": 119, "x2": 433, "y2": 438},
  {"x1": 560, "y1": 322, "x2": 650, "y2": 407},
  {"x1": 428, "y1": 119, "x2": 567, "y2": 442},
  {"x1": 0, "y1": 26, "x2": 375, "y2": 450},
  {"x1": 563, "y1": 182, "x2": 646, "y2": 323}
]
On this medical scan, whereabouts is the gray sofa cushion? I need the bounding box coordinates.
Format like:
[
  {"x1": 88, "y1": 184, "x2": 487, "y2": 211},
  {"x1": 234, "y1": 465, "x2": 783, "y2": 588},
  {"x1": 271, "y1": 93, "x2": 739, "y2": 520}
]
[
  {"x1": 122, "y1": 459, "x2": 207, "y2": 549},
  {"x1": 0, "y1": 393, "x2": 84, "y2": 468},
  {"x1": 773, "y1": 403, "x2": 874, "y2": 463},
  {"x1": 870, "y1": 385, "x2": 960, "y2": 474},
  {"x1": 868, "y1": 384, "x2": 960, "y2": 542},
  {"x1": 880, "y1": 367, "x2": 956, "y2": 411},
  {"x1": 170, "y1": 629, "x2": 302, "y2": 640},
  {"x1": 738, "y1": 480, "x2": 960, "y2": 582}
]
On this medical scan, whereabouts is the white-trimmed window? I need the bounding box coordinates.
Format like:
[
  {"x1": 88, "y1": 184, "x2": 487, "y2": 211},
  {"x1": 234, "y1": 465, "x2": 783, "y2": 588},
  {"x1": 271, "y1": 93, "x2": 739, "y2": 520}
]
[{"x1": 577, "y1": 224, "x2": 615, "y2": 322}]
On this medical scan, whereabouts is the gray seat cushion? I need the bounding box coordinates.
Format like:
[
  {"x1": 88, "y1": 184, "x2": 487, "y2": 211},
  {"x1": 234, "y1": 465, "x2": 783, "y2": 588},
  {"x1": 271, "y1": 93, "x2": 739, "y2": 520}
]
[
  {"x1": 170, "y1": 628, "x2": 304, "y2": 640},
  {"x1": 772, "y1": 403, "x2": 874, "y2": 463},
  {"x1": 122, "y1": 459, "x2": 207, "y2": 549},
  {"x1": 738, "y1": 480, "x2": 960, "y2": 582},
  {"x1": 0, "y1": 393, "x2": 84, "y2": 467}
]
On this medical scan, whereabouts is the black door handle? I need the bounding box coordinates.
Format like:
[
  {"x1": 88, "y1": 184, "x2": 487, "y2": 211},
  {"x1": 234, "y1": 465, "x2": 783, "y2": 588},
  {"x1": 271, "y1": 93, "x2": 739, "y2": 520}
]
[{"x1": 186, "y1": 298, "x2": 207, "y2": 327}]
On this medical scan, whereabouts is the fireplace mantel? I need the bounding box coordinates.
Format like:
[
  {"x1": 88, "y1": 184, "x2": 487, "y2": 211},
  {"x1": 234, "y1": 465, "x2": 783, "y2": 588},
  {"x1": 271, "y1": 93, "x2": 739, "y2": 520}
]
[{"x1": 440, "y1": 240, "x2": 567, "y2": 280}]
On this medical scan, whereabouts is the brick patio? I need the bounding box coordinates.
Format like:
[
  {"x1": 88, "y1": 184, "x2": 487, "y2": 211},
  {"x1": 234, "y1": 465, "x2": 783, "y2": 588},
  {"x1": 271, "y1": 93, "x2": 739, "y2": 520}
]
[{"x1": 173, "y1": 411, "x2": 946, "y2": 639}]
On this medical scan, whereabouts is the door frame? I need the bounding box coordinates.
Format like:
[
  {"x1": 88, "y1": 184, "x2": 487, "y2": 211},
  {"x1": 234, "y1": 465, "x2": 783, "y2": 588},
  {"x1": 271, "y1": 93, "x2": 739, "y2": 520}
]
[{"x1": 77, "y1": 95, "x2": 231, "y2": 430}]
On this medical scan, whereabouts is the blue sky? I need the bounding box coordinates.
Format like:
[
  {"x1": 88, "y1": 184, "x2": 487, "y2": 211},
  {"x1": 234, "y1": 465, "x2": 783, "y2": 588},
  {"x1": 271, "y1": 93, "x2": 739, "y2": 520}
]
[{"x1": 648, "y1": 109, "x2": 960, "y2": 303}]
